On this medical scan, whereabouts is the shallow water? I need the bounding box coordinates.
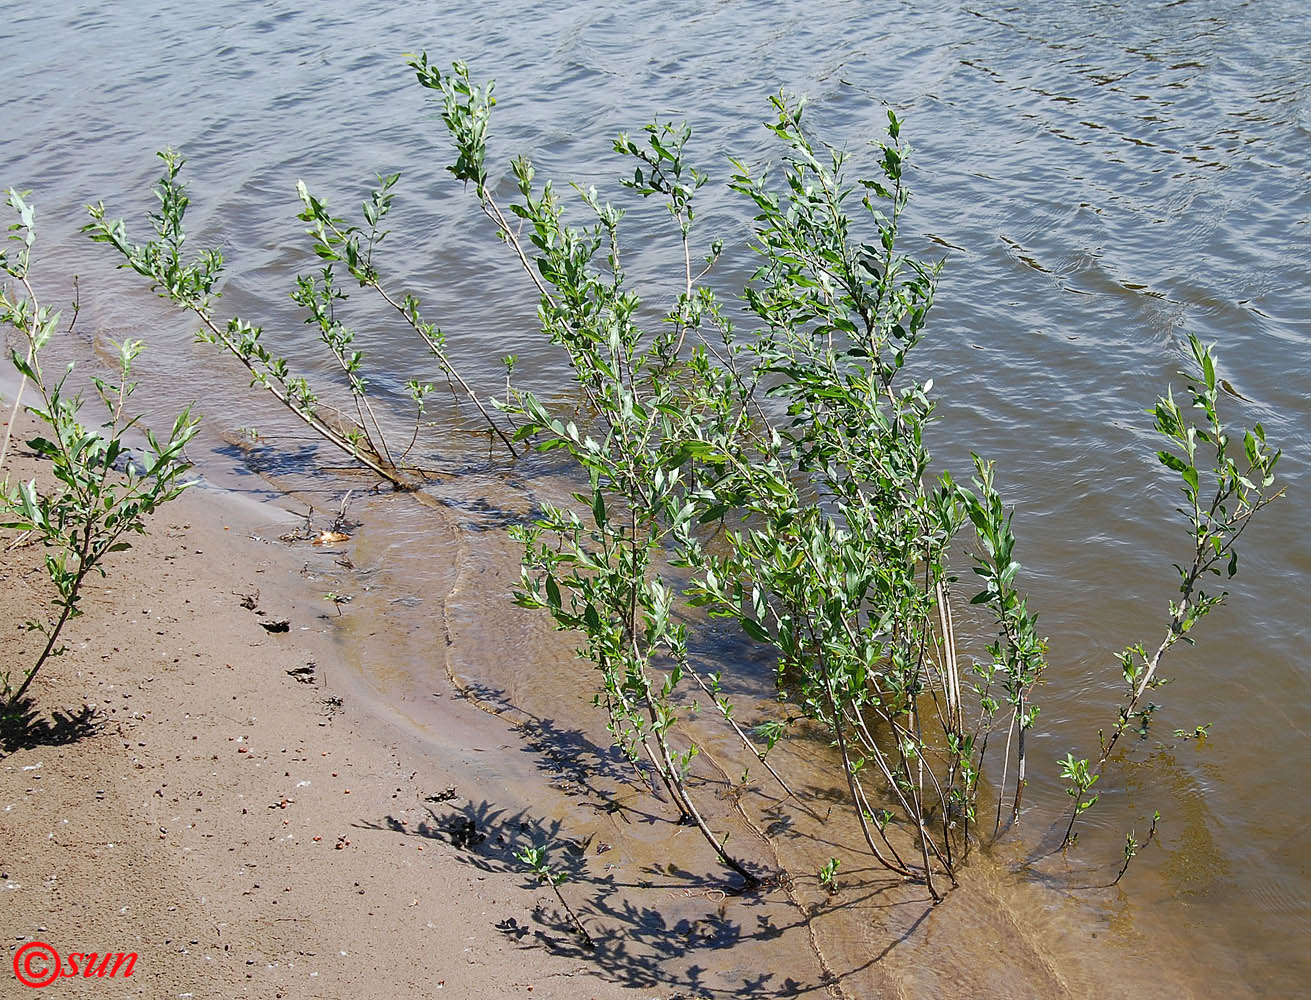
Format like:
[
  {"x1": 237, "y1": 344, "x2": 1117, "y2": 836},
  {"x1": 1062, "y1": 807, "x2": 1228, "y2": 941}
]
[{"x1": 3, "y1": 1, "x2": 1308, "y2": 995}]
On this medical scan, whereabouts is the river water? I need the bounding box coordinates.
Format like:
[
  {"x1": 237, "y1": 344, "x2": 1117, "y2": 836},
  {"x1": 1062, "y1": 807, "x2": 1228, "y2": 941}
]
[{"x1": 3, "y1": 2, "x2": 1308, "y2": 996}]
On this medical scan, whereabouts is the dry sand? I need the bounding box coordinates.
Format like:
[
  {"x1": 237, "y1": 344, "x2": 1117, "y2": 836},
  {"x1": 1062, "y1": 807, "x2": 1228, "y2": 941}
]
[{"x1": 0, "y1": 408, "x2": 663, "y2": 999}]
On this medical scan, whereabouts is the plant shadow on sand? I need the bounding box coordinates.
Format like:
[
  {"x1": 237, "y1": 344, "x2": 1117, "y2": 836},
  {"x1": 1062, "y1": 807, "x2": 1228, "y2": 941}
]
[
  {"x1": 0, "y1": 698, "x2": 104, "y2": 753},
  {"x1": 358, "y1": 796, "x2": 830, "y2": 997},
  {"x1": 354, "y1": 683, "x2": 918, "y2": 997}
]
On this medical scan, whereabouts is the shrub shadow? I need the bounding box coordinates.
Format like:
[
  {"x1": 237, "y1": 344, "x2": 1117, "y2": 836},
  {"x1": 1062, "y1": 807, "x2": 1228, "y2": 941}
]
[
  {"x1": 0, "y1": 698, "x2": 104, "y2": 753},
  {"x1": 455, "y1": 679, "x2": 670, "y2": 824},
  {"x1": 358, "y1": 796, "x2": 886, "y2": 997}
]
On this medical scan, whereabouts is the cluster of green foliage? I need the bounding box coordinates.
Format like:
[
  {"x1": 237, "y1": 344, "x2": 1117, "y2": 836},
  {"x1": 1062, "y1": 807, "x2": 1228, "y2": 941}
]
[
  {"x1": 1, "y1": 190, "x2": 198, "y2": 711},
  {"x1": 79, "y1": 56, "x2": 1282, "y2": 893}
]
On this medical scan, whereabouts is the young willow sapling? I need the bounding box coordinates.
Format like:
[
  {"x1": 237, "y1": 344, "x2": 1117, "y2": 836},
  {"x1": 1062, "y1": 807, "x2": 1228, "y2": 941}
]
[{"x1": 1, "y1": 190, "x2": 198, "y2": 710}]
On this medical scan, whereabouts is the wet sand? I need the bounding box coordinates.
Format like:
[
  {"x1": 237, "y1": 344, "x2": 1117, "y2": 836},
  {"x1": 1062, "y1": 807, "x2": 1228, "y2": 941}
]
[{"x1": 0, "y1": 404, "x2": 1266, "y2": 998}]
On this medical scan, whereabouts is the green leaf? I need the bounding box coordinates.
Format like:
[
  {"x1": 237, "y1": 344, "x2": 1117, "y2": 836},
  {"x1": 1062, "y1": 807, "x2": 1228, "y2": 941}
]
[
  {"x1": 1157, "y1": 451, "x2": 1187, "y2": 473},
  {"x1": 24, "y1": 436, "x2": 59, "y2": 457},
  {"x1": 9, "y1": 350, "x2": 37, "y2": 381},
  {"x1": 698, "y1": 504, "x2": 729, "y2": 524},
  {"x1": 741, "y1": 617, "x2": 771, "y2": 643},
  {"x1": 1181, "y1": 465, "x2": 1199, "y2": 496}
]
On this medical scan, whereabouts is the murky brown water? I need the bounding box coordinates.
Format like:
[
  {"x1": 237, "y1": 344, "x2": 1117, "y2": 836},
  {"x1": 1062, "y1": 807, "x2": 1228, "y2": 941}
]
[{"x1": 3, "y1": 1, "x2": 1308, "y2": 995}]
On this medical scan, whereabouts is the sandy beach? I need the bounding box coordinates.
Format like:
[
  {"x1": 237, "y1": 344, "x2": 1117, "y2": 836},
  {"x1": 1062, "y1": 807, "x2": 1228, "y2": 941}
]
[{"x1": 0, "y1": 408, "x2": 661, "y2": 998}]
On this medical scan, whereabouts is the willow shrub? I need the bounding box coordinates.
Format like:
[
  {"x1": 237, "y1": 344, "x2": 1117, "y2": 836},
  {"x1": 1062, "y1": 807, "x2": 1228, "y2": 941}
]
[
  {"x1": 1, "y1": 190, "x2": 198, "y2": 711},
  {"x1": 85, "y1": 56, "x2": 1282, "y2": 893}
]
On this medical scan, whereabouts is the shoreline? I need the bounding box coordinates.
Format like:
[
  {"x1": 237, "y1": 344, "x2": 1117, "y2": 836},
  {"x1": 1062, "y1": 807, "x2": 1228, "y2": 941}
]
[
  {"x1": 0, "y1": 400, "x2": 1262, "y2": 999},
  {"x1": 0, "y1": 406, "x2": 659, "y2": 998}
]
